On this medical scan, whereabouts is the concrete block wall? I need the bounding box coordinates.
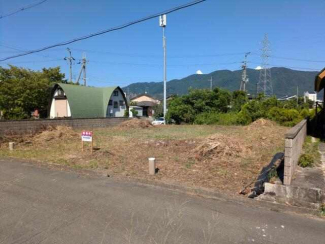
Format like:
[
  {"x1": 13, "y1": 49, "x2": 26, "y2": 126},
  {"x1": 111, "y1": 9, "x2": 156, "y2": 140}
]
[
  {"x1": 0, "y1": 117, "x2": 129, "y2": 136},
  {"x1": 284, "y1": 119, "x2": 307, "y2": 185}
]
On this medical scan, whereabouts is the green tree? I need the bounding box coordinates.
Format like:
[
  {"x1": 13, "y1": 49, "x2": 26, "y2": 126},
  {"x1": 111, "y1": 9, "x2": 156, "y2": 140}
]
[
  {"x1": 0, "y1": 66, "x2": 66, "y2": 119},
  {"x1": 231, "y1": 90, "x2": 248, "y2": 112},
  {"x1": 166, "y1": 88, "x2": 231, "y2": 124}
]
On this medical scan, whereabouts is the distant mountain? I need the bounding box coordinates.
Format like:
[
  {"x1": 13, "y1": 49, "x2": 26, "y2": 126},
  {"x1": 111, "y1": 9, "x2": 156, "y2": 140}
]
[{"x1": 124, "y1": 67, "x2": 319, "y2": 99}]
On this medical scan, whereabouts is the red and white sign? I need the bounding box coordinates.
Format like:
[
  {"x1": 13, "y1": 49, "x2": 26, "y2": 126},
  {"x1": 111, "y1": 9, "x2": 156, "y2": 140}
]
[{"x1": 81, "y1": 131, "x2": 93, "y2": 142}]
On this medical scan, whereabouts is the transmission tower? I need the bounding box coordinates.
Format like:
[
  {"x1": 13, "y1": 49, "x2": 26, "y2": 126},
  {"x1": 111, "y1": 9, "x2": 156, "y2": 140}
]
[
  {"x1": 257, "y1": 34, "x2": 273, "y2": 96},
  {"x1": 240, "y1": 52, "x2": 250, "y2": 92}
]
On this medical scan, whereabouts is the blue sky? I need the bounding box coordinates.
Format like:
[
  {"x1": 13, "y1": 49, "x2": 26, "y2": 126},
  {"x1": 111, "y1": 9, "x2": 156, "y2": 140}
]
[{"x1": 1, "y1": 0, "x2": 325, "y2": 87}]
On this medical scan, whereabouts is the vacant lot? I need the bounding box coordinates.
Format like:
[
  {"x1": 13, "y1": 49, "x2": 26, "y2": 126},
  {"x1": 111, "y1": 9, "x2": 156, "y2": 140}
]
[{"x1": 0, "y1": 119, "x2": 287, "y2": 194}]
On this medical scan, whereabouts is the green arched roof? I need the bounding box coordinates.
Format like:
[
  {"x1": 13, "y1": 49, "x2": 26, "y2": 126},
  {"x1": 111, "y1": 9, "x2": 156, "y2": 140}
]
[{"x1": 51, "y1": 83, "x2": 126, "y2": 118}]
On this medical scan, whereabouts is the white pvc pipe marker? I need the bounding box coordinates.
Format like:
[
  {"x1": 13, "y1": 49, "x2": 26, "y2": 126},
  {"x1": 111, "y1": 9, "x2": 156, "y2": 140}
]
[
  {"x1": 9, "y1": 142, "x2": 15, "y2": 151},
  {"x1": 148, "y1": 157, "x2": 156, "y2": 175}
]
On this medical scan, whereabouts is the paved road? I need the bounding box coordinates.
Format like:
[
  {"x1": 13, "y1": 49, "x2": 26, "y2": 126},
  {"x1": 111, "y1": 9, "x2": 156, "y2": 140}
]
[{"x1": 0, "y1": 159, "x2": 324, "y2": 244}]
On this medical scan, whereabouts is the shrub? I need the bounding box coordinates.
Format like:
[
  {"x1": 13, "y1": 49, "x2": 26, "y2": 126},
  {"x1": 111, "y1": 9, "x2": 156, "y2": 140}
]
[
  {"x1": 237, "y1": 100, "x2": 264, "y2": 125},
  {"x1": 320, "y1": 204, "x2": 325, "y2": 216},
  {"x1": 194, "y1": 112, "x2": 239, "y2": 125},
  {"x1": 267, "y1": 107, "x2": 302, "y2": 126},
  {"x1": 231, "y1": 91, "x2": 248, "y2": 112},
  {"x1": 166, "y1": 88, "x2": 232, "y2": 124},
  {"x1": 298, "y1": 154, "x2": 314, "y2": 168},
  {"x1": 130, "y1": 108, "x2": 138, "y2": 117}
]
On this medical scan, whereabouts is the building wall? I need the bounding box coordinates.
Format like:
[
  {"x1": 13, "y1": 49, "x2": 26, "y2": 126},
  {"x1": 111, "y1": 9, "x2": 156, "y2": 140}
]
[
  {"x1": 50, "y1": 89, "x2": 71, "y2": 118},
  {"x1": 304, "y1": 92, "x2": 317, "y2": 102},
  {"x1": 106, "y1": 88, "x2": 126, "y2": 117},
  {"x1": 0, "y1": 117, "x2": 129, "y2": 136}
]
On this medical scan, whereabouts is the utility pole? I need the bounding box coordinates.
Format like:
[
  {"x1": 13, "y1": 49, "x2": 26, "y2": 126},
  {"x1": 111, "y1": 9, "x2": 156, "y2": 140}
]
[
  {"x1": 240, "y1": 52, "x2": 250, "y2": 92},
  {"x1": 209, "y1": 76, "x2": 213, "y2": 90},
  {"x1": 297, "y1": 86, "x2": 299, "y2": 106},
  {"x1": 76, "y1": 53, "x2": 87, "y2": 86},
  {"x1": 160, "y1": 14, "x2": 167, "y2": 119},
  {"x1": 257, "y1": 34, "x2": 273, "y2": 96},
  {"x1": 64, "y1": 48, "x2": 75, "y2": 83}
]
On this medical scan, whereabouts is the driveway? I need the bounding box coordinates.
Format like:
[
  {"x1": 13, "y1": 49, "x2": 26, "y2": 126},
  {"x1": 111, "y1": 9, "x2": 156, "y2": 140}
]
[{"x1": 0, "y1": 159, "x2": 324, "y2": 244}]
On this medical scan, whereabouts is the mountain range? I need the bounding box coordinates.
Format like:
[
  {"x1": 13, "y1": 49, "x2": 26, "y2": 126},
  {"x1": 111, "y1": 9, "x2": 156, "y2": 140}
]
[{"x1": 124, "y1": 67, "x2": 320, "y2": 99}]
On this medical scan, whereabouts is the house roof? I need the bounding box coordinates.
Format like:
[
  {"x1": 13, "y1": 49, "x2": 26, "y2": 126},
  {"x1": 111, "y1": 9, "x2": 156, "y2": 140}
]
[
  {"x1": 315, "y1": 68, "x2": 325, "y2": 92},
  {"x1": 136, "y1": 101, "x2": 158, "y2": 107},
  {"x1": 51, "y1": 83, "x2": 126, "y2": 118},
  {"x1": 130, "y1": 93, "x2": 157, "y2": 101}
]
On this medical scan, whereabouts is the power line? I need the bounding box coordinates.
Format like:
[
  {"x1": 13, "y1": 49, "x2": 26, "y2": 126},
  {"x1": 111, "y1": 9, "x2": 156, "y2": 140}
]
[
  {"x1": 70, "y1": 48, "x2": 246, "y2": 59},
  {"x1": 249, "y1": 61, "x2": 321, "y2": 71},
  {"x1": 0, "y1": 0, "x2": 48, "y2": 19},
  {"x1": 0, "y1": 43, "x2": 60, "y2": 59},
  {"x1": 0, "y1": 0, "x2": 206, "y2": 62},
  {"x1": 270, "y1": 55, "x2": 325, "y2": 63},
  {"x1": 250, "y1": 52, "x2": 325, "y2": 64},
  {"x1": 5, "y1": 59, "x2": 63, "y2": 64}
]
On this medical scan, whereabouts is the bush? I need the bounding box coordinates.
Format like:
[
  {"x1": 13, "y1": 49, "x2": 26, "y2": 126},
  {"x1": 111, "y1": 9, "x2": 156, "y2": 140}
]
[
  {"x1": 298, "y1": 136, "x2": 320, "y2": 168},
  {"x1": 130, "y1": 108, "x2": 138, "y2": 117},
  {"x1": 298, "y1": 154, "x2": 314, "y2": 168},
  {"x1": 237, "y1": 100, "x2": 264, "y2": 125},
  {"x1": 166, "y1": 88, "x2": 232, "y2": 124},
  {"x1": 194, "y1": 112, "x2": 239, "y2": 125},
  {"x1": 267, "y1": 107, "x2": 302, "y2": 126}
]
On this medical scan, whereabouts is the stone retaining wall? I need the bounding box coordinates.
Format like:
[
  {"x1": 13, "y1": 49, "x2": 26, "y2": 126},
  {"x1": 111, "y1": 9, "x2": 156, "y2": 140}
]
[
  {"x1": 0, "y1": 117, "x2": 129, "y2": 135},
  {"x1": 284, "y1": 119, "x2": 307, "y2": 185}
]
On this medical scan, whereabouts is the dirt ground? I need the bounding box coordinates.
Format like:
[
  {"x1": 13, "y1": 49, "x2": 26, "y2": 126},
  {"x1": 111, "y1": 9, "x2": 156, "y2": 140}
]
[{"x1": 0, "y1": 118, "x2": 288, "y2": 195}]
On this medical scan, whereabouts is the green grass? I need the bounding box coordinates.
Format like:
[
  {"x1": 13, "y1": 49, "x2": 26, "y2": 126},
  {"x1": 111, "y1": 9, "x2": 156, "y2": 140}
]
[
  {"x1": 298, "y1": 136, "x2": 320, "y2": 168},
  {"x1": 94, "y1": 125, "x2": 240, "y2": 140}
]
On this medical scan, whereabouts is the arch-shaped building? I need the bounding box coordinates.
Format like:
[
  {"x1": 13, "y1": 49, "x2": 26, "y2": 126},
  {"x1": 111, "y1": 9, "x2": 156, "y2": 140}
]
[{"x1": 49, "y1": 83, "x2": 128, "y2": 118}]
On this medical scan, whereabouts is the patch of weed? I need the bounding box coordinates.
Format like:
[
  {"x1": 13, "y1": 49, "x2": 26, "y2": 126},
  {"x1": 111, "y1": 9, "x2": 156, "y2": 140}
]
[
  {"x1": 320, "y1": 204, "x2": 325, "y2": 217},
  {"x1": 185, "y1": 159, "x2": 195, "y2": 169},
  {"x1": 298, "y1": 136, "x2": 320, "y2": 168}
]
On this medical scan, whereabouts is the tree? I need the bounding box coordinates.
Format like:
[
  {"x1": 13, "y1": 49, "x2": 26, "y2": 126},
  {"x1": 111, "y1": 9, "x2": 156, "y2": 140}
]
[
  {"x1": 0, "y1": 66, "x2": 66, "y2": 119},
  {"x1": 231, "y1": 90, "x2": 248, "y2": 112},
  {"x1": 166, "y1": 88, "x2": 231, "y2": 124}
]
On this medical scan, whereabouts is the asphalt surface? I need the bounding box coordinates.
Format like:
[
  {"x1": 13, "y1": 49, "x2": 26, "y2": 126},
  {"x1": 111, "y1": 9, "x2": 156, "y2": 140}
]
[{"x1": 0, "y1": 159, "x2": 324, "y2": 244}]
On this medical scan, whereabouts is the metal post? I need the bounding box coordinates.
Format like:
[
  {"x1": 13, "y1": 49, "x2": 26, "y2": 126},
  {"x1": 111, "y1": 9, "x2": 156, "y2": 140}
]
[
  {"x1": 64, "y1": 48, "x2": 75, "y2": 83},
  {"x1": 160, "y1": 14, "x2": 167, "y2": 119},
  {"x1": 163, "y1": 26, "x2": 167, "y2": 118},
  {"x1": 83, "y1": 56, "x2": 87, "y2": 86}
]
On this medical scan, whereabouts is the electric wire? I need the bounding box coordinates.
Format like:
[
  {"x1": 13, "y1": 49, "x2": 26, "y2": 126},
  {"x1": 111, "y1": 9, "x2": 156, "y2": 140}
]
[
  {"x1": 0, "y1": 0, "x2": 206, "y2": 62},
  {"x1": 0, "y1": 0, "x2": 48, "y2": 19}
]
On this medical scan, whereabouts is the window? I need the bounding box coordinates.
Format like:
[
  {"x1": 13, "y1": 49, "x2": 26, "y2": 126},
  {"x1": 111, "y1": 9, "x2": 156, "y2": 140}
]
[
  {"x1": 109, "y1": 100, "x2": 113, "y2": 105},
  {"x1": 114, "y1": 101, "x2": 118, "y2": 108},
  {"x1": 119, "y1": 100, "x2": 124, "y2": 106},
  {"x1": 113, "y1": 90, "x2": 119, "y2": 96}
]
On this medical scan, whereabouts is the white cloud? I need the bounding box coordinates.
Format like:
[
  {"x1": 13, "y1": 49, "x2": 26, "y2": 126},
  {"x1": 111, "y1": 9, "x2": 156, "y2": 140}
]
[
  {"x1": 196, "y1": 70, "x2": 203, "y2": 75},
  {"x1": 255, "y1": 66, "x2": 262, "y2": 70}
]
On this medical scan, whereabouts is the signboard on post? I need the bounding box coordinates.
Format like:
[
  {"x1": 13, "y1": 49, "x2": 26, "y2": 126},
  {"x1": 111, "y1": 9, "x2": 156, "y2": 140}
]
[
  {"x1": 81, "y1": 131, "x2": 93, "y2": 153},
  {"x1": 82, "y1": 131, "x2": 93, "y2": 142}
]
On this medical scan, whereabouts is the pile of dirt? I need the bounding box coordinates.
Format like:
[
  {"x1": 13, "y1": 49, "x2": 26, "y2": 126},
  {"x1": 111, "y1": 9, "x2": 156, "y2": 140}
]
[
  {"x1": 194, "y1": 134, "x2": 251, "y2": 160},
  {"x1": 247, "y1": 119, "x2": 276, "y2": 128},
  {"x1": 117, "y1": 119, "x2": 153, "y2": 129},
  {"x1": 33, "y1": 126, "x2": 79, "y2": 143}
]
